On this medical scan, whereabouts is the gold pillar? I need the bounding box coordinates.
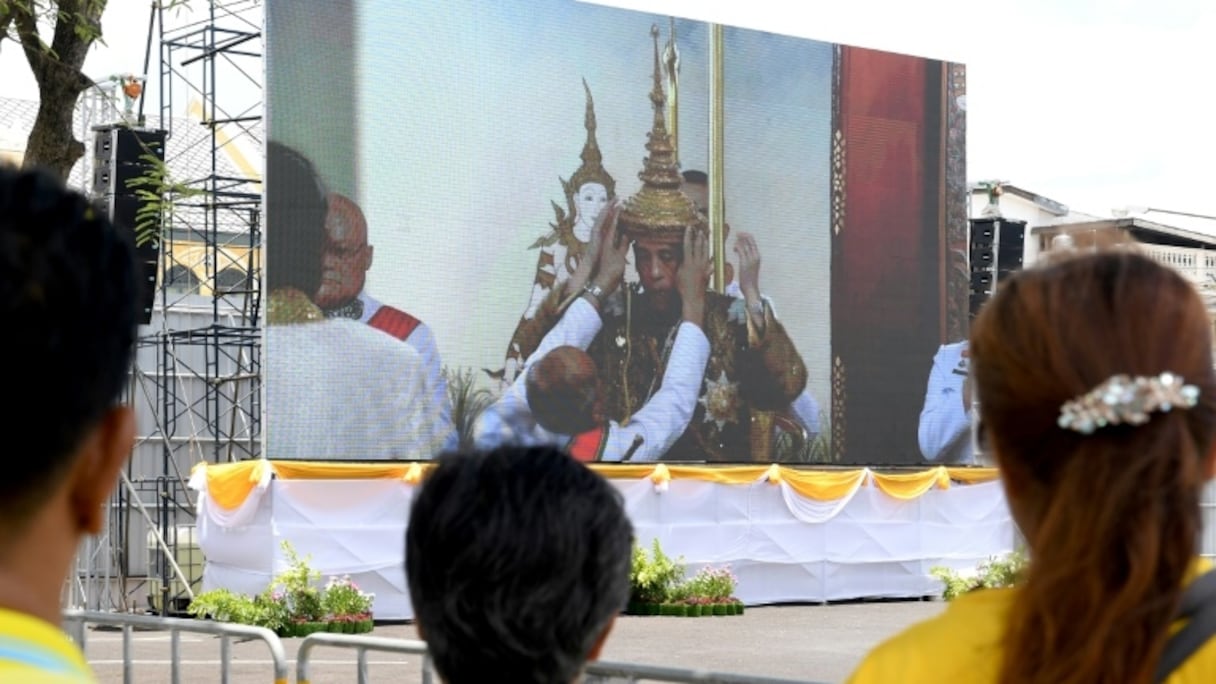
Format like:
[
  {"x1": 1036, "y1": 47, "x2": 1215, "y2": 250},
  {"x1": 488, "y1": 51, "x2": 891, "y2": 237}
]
[
  {"x1": 663, "y1": 17, "x2": 680, "y2": 166},
  {"x1": 708, "y1": 23, "x2": 726, "y2": 294}
]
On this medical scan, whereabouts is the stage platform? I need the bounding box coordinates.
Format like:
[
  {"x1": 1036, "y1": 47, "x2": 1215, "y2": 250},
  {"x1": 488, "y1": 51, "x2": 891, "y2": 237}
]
[{"x1": 190, "y1": 460, "x2": 1015, "y2": 620}]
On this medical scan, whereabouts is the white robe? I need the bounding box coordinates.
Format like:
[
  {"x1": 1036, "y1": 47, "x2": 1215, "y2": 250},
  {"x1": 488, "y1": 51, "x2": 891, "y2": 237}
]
[
  {"x1": 266, "y1": 318, "x2": 450, "y2": 460},
  {"x1": 355, "y1": 291, "x2": 456, "y2": 452}
]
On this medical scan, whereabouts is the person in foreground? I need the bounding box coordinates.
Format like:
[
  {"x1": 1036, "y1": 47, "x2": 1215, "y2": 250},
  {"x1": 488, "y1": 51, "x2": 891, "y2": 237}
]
[
  {"x1": 0, "y1": 165, "x2": 139, "y2": 682},
  {"x1": 848, "y1": 249, "x2": 1216, "y2": 683},
  {"x1": 405, "y1": 445, "x2": 633, "y2": 683}
]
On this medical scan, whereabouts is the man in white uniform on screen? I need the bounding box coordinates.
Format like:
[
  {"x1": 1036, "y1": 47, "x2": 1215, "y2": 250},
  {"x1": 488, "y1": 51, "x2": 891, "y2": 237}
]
[
  {"x1": 917, "y1": 340, "x2": 974, "y2": 465},
  {"x1": 314, "y1": 192, "x2": 456, "y2": 451}
]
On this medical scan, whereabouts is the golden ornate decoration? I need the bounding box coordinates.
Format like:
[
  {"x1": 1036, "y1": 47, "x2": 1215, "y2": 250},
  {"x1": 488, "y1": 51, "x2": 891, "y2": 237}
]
[
  {"x1": 617, "y1": 25, "x2": 703, "y2": 243},
  {"x1": 699, "y1": 370, "x2": 741, "y2": 430},
  {"x1": 267, "y1": 288, "x2": 325, "y2": 326},
  {"x1": 564, "y1": 79, "x2": 616, "y2": 201},
  {"x1": 831, "y1": 355, "x2": 846, "y2": 462},
  {"x1": 831, "y1": 129, "x2": 846, "y2": 236}
]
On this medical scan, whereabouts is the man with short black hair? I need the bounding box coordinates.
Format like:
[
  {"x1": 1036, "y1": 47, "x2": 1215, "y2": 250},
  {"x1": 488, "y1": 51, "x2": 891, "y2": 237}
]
[
  {"x1": 406, "y1": 445, "x2": 633, "y2": 684},
  {"x1": 0, "y1": 165, "x2": 140, "y2": 682}
]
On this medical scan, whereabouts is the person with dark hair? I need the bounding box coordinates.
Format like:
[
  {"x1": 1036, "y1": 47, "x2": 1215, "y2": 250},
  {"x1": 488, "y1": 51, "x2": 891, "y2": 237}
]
[
  {"x1": 849, "y1": 249, "x2": 1216, "y2": 682},
  {"x1": 474, "y1": 204, "x2": 711, "y2": 462},
  {"x1": 264, "y1": 140, "x2": 452, "y2": 458},
  {"x1": 0, "y1": 165, "x2": 139, "y2": 681},
  {"x1": 405, "y1": 445, "x2": 633, "y2": 683}
]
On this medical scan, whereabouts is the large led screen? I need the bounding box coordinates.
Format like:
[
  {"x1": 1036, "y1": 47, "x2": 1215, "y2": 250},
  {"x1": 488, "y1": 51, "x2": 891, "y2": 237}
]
[{"x1": 263, "y1": 0, "x2": 968, "y2": 465}]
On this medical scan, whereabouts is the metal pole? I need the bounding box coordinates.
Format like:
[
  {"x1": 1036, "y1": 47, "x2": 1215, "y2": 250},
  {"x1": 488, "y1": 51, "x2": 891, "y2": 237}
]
[
  {"x1": 138, "y1": 2, "x2": 158, "y2": 124},
  {"x1": 708, "y1": 23, "x2": 726, "y2": 294},
  {"x1": 123, "y1": 625, "x2": 134, "y2": 684},
  {"x1": 220, "y1": 634, "x2": 231, "y2": 684},
  {"x1": 171, "y1": 629, "x2": 181, "y2": 684}
]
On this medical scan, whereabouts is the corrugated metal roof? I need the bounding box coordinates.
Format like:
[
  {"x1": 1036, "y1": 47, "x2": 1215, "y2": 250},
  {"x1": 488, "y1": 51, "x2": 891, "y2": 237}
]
[{"x1": 0, "y1": 95, "x2": 261, "y2": 196}]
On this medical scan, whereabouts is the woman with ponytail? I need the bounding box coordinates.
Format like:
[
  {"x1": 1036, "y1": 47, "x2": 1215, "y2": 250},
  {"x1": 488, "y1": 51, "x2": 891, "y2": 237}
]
[{"x1": 849, "y1": 248, "x2": 1216, "y2": 683}]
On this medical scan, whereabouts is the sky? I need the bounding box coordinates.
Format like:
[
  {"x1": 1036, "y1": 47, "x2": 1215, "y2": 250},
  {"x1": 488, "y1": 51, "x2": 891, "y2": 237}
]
[{"x1": 1, "y1": 0, "x2": 1213, "y2": 220}]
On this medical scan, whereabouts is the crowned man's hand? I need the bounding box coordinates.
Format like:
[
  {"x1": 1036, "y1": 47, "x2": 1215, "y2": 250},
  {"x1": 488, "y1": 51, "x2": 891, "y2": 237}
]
[
  {"x1": 734, "y1": 232, "x2": 766, "y2": 331},
  {"x1": 677, "y1": 226, "x2": 711, "y2": 328}
]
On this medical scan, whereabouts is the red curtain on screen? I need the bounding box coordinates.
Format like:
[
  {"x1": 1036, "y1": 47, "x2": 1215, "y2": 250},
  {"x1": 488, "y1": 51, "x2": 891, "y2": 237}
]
[{"x1": 831, "y1": 46, "x2": 947, "y2": 464}]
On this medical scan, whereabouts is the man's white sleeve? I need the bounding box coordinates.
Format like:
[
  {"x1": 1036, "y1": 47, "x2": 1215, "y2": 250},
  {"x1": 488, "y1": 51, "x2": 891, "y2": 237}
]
[
  {"x1": 600, "y1": 322, "x2": 710, "y2": 462},
  {"x1": 405, "y1": 323, "x2": 457, "y2": 452},
  {"x1": 524, "y1": 297, "x2": 603, "y2": 371},
  {"x1": 917, "y1": 345, "x2": 971, "y2": 462},
  {"x1": 474, "y1": 297, "x2": 601, "y2": 449}
]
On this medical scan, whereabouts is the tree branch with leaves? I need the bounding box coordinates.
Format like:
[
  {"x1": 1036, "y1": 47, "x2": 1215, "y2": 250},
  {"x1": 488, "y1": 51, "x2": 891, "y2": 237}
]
[{"x1": 1, "y1": 0, "x2": 108, "y2": 179}]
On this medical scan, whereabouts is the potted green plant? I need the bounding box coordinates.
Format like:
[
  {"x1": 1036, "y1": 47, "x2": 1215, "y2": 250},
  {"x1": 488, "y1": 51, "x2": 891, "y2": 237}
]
[
  {"x1": 930, "y1": 549, "x2": 1028, "y2": 600},
  {"x1": 628, "y1": 539, "x2": 685, "y2": 615},
  {"x1": 186, "y1": 589, "x2": 256, "y2": 624}
]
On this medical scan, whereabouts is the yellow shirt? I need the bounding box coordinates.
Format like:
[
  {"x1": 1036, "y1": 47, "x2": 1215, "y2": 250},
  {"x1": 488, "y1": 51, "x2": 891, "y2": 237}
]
[
  {"x1": 0, "y1": 608, "x2": 95, "y2": 683},
  {"x1": 848, "y1": 559, "x2": 1216, "y2": 684}
]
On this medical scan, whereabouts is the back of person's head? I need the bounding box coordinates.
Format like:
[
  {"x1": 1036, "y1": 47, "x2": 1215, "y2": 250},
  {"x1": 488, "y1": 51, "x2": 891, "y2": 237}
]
[
  {"x1": 970, "y1": 249, "x2": 1216, "y2": 683},
  {"x1": 526, "y1": 346, "x2": 601, "y2": 435},
  {"x1": 405, "y1": 445, "x2": 633, "y2": 684},
  {"x1": 680, "y1": 169, "x2": 708, "y2": 186},
  {"x1": 0, "y1": 164, "x2": 139, "y2": 551},
  {"x1": 266, "y1": 140, "x2": 328, "y2": 295}
]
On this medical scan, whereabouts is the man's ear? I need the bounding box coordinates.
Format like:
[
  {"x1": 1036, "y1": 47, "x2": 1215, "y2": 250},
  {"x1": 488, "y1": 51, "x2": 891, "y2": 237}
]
[
  {"x1": 364, "y1": 245, "x2": 374, "y2": 272},
  {"x1": 70, "y1": 406, "x2": 135, "y2": 535},
  {"x1": 586, "y1": 615, "x2": 617, "y2": 662}
]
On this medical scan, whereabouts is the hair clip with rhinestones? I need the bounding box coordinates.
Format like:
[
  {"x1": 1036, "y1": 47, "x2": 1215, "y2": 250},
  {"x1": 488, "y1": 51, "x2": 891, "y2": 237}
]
[{"x1": 1057, "y1": 372, "x2": 1200, "y2": 435}]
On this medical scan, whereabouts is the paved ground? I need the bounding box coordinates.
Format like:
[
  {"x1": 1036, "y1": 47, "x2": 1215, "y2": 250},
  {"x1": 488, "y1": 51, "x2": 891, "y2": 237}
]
[{"x1": 83, "y1": 601, "x2": 943, "y2": 683}]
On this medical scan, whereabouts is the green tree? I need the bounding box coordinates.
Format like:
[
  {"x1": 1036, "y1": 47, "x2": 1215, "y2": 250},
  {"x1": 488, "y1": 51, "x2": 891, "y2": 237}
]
[{"x1": 0, "y1": 0, "x2": 108, "y2": 179}]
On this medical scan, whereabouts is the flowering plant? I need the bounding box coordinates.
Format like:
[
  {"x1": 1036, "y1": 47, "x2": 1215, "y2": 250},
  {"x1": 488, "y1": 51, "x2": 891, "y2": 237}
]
[
  {"x1": 687, "y1": 565, "x2": 737, "y2": 602},
  {"x1": 321, "y1": 575, "x2": 374, "y2": 619},
  {"x1": 189, "y1": 541, "x2": 376, "y2": 635}
]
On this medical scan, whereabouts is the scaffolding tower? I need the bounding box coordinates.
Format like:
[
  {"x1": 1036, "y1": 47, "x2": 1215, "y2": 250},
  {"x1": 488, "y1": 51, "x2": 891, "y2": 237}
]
[{"x1": 67, "y1": 0, "x2": 264, "y2": 615}]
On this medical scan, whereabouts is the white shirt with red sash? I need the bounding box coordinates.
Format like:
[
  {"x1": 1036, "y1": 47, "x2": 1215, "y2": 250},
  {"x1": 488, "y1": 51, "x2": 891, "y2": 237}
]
[{"x1": 355, "y1": 292, "x2": 456, "y2": 453}]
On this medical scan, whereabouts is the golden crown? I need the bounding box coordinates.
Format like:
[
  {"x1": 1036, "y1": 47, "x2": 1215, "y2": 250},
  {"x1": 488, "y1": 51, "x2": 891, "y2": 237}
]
[{"x1": 617, "y1": 25, "x2": 703, "y2": 242}]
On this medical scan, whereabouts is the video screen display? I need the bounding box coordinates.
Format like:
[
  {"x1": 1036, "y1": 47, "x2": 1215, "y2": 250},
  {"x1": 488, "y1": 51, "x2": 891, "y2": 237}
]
[{"x1": 264, "y1": 0, "x2": 968, "y2": 465}]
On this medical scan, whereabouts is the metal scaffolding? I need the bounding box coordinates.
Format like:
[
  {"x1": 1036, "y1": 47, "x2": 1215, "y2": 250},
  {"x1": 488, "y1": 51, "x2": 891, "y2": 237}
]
[{"x1": 67, "y1": 0, "x2": 264, "y2": 615}]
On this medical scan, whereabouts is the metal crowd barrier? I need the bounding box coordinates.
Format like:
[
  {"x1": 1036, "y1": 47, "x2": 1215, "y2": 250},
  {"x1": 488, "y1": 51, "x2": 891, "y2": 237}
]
[
  {"x1": 295, "y1": 632, "x2": 823, "y2": 684},
  {"x1": 586, "y1": 660, "x2": 820, "y2": 684},
  {"x1": 295, "y1": 633, "x2": 434, "y2": 684},
  {"x1": 62, "y1": 609, "x2": 290, "y2": 684}
]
